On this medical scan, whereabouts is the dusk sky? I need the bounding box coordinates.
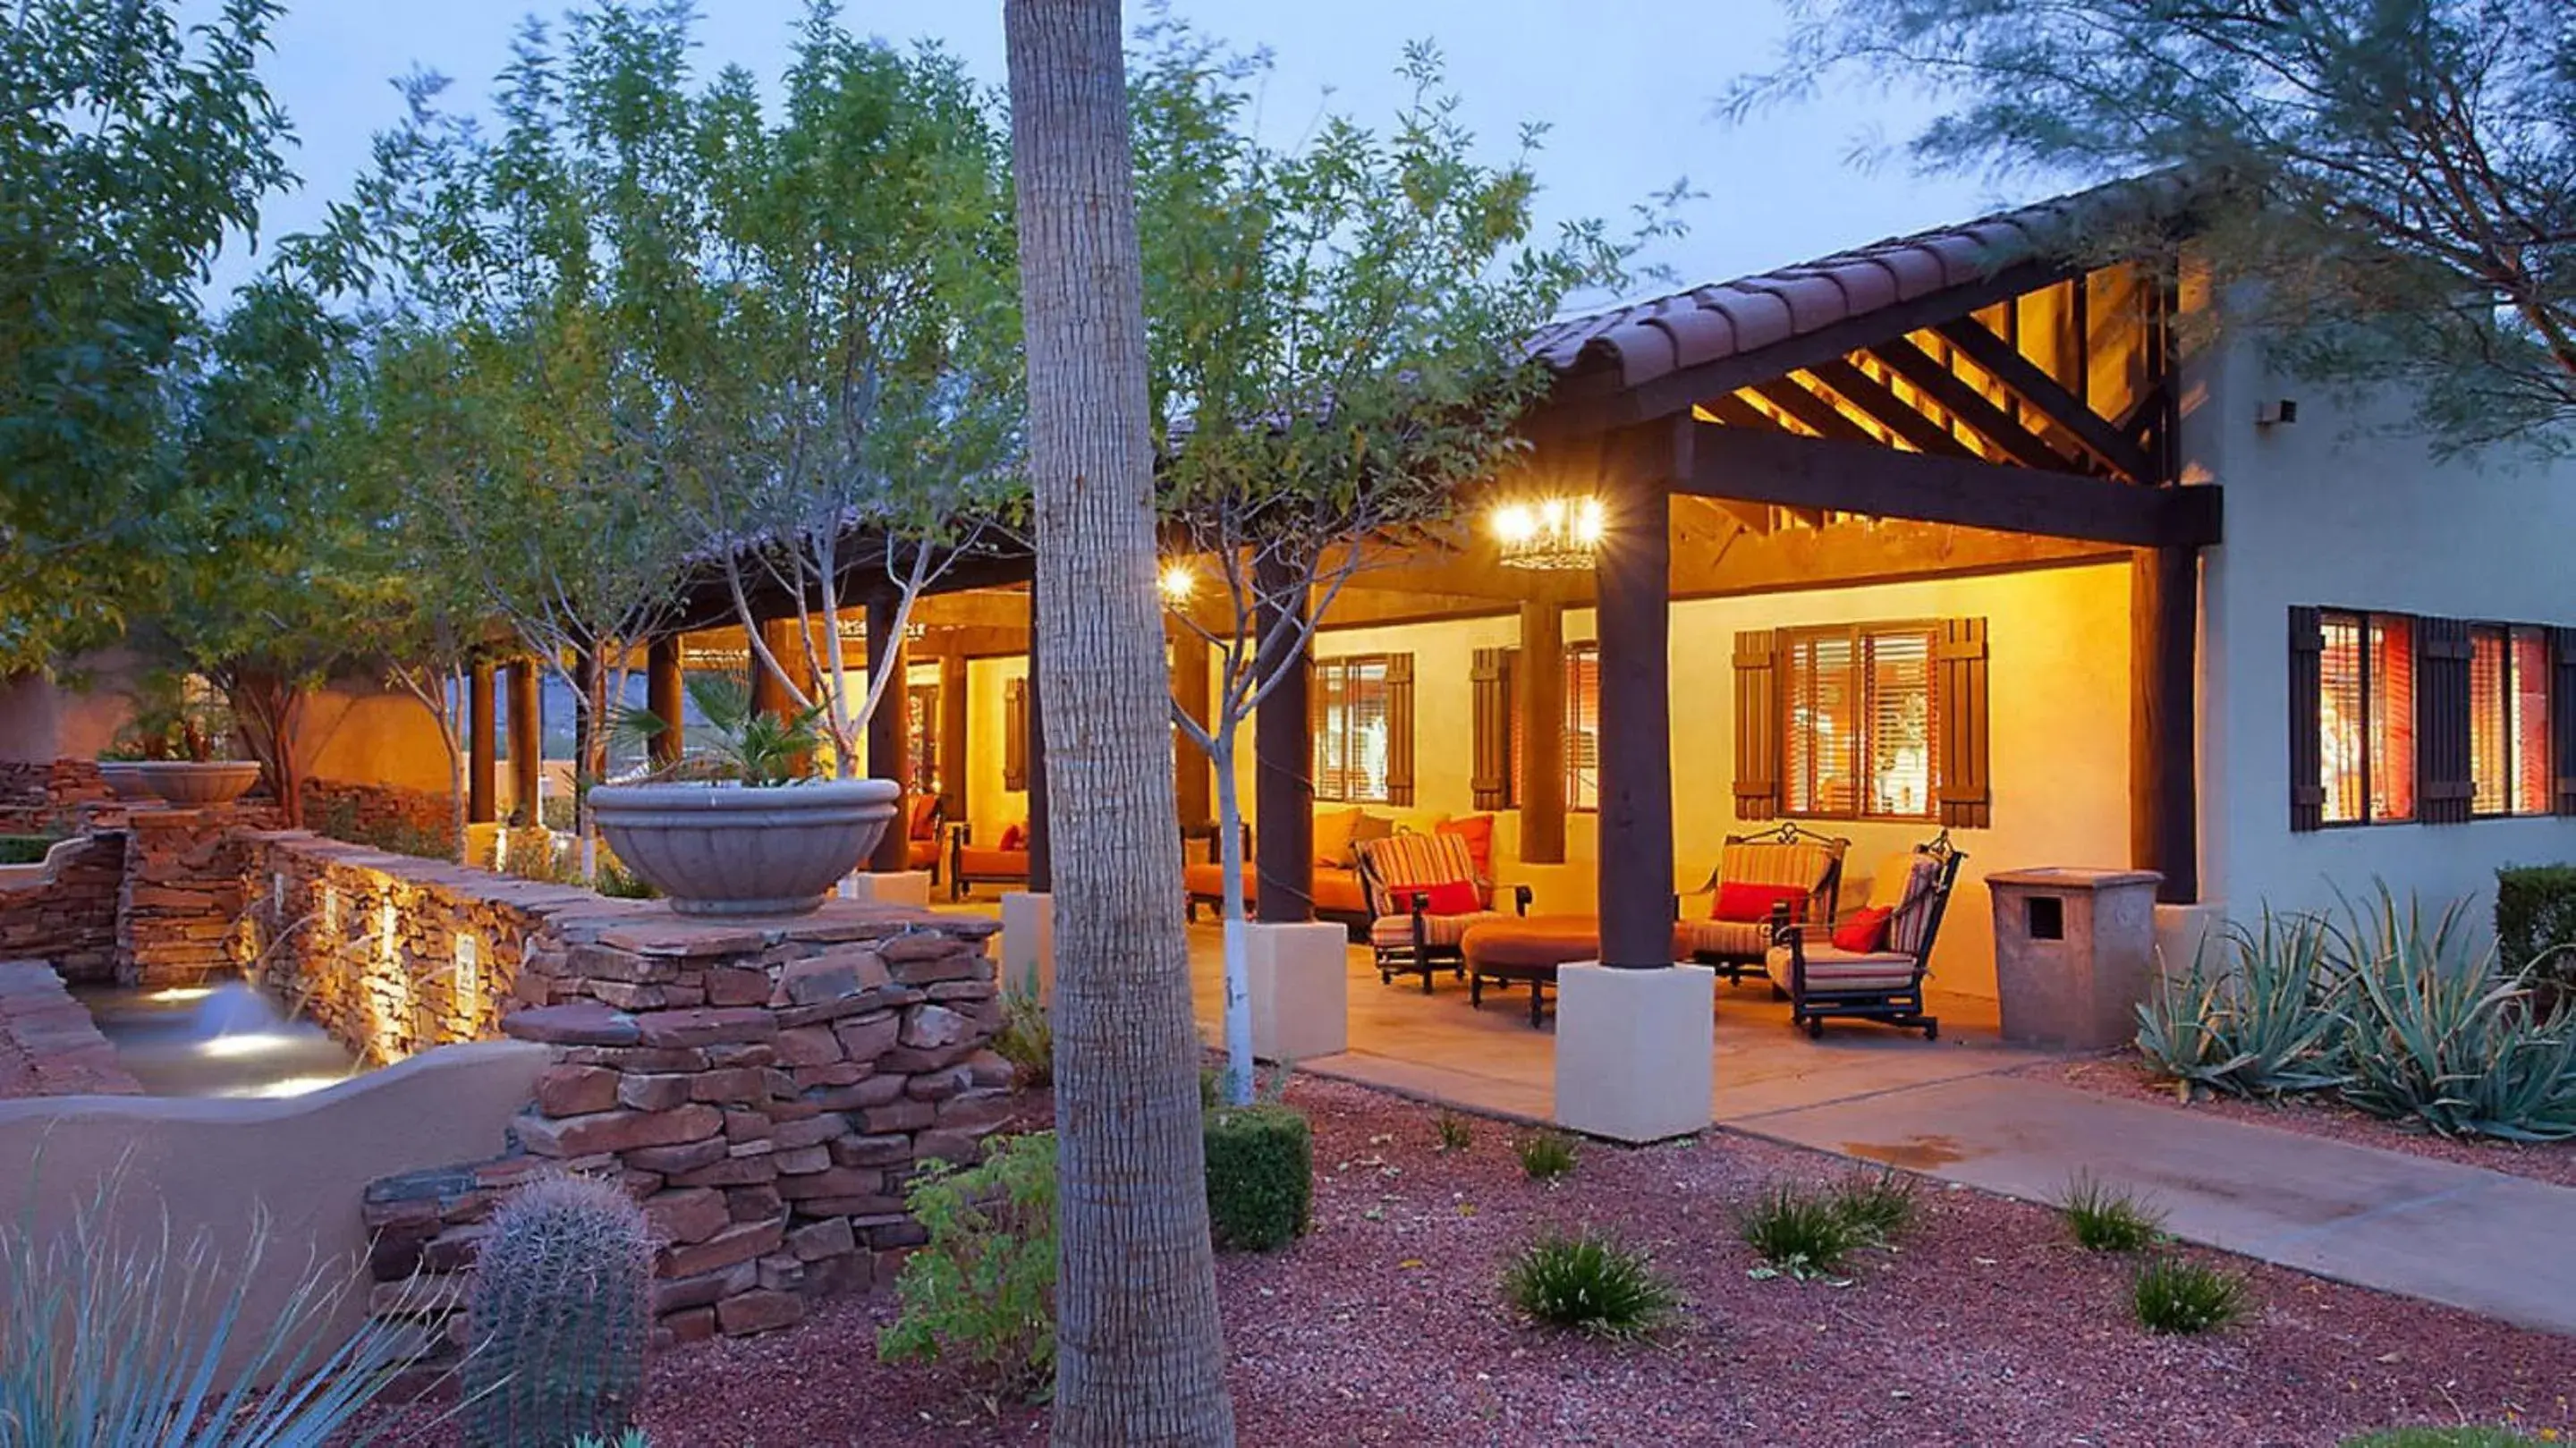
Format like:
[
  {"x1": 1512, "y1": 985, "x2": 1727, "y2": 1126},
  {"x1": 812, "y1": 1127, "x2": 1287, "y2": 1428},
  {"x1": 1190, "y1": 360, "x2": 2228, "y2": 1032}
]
[{"x1": 208, "y1": 0, "x2": 2033, "y2": 310}]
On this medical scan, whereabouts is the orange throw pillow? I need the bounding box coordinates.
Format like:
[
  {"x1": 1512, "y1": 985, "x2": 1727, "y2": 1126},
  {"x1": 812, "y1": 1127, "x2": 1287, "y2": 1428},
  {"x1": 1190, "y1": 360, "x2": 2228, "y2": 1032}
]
[
  {"x1": 1714, "y1": 882, "x2": 1808, "y2": 923},
  {"x1": 1389, "y1": 879, "x2": 1479, "y2": 916},
  {"x1": 998, "y1": 821, "x2": 1028, "y2": 851},
  {"x1": 1435, "y1": 814, "x2": 1496, "y2": 881},
  {"x1": 1833, "y1": 906, "x2": 1894, "y2": 953}
]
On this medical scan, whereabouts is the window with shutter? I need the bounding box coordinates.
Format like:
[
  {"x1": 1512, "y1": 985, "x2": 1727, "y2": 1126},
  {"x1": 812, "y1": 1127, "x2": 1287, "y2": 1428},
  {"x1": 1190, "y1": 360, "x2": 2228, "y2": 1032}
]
[
  {"x1": 2314, "y1": 609, "x2": 2417, "y2": 825},
  {"x1": 2288, "y1": 606, "x2": 2326, "y2": 832},
  {"x1": 1935, "y1": 618, "x2": 1990, "y2": 829},
  {"x1": 1384, "y1": 654, "x2": 1415, "y2": 807},
  {"x1": 1733, "y1": 631, "x2": 1780, "y2": 821},
  {"x1": 2470, "y1": 626, "x2": 2509, "y2": 816},
  {"x1": 1776, "y1": 621, "x2": 1946, "y2": 823},
  {"x1": 1313, "y1": 656, "x2": 1397, "y2": 804},
  {"x1": 1564, "y1": 644, "x2": 1601, "y2": 811},
  {"x1": 2512, "y1": 628, "x2": 2553, "y2": 816},
  {"x1": 1470, "y1": 648, "x2": 1514, "y2": 810}
]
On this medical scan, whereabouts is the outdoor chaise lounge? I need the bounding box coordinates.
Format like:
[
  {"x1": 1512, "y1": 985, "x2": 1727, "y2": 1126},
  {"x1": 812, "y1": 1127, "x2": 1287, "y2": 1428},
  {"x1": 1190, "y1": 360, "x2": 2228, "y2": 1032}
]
[
  {"x1": 1764, "y1": 833, "x2": 1964, "y2": 1040},
  {"x1": 1354, "y1": 831, "x2": 1531, "y2": 993},
  {"x1": 1675, "y1": 822, "x2": 1850, "y2": 983}
]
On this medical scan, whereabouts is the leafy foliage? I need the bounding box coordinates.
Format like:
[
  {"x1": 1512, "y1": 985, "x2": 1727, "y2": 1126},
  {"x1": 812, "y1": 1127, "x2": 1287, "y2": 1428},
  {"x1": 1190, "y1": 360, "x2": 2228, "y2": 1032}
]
[
  {"x1": 616, "y1": 673, "x2": 822, "y2": 788},
  {"x1": 2131, "y1": 1255, "x2": 2247, "y2": 1335},
  {"x1": 1514, "y1": 1130, "x2": 1579, "y2": 1181},
  {"x1": 2135, "y1": 910, "x2": 2349, "y2": 1098},
  {"x1": 2495, "y1": 864, "x2": 2576, "y2": 1003},
  {"x1": 991, "y1": 962, "x2": 1053, "y2": 1091},
  {"x1": 1738, "y1": 1184, "x2": 1862, "y2": 1281},
  {"x1": 1502, "y1": 1231, "x2": 1679, "y2": 1340},
  {"x1": 1203, "y1": 1103, "x2": 1313, "y2": 1252},
  {"x1": 2058, "y1": 1173, "x2": 2165, "y2": 1253},
  {"x1": 1731, "y1": 0, "x2": 2576, "y2": 453},
  {"x1": 463, "y1": 1174, "x2": 653, "y2": 1448},
  {"x1": 0, "y1": 1185, "x2": 421, "y2": 1445},
  {"x1": 0, "y1": 835, "x2": 56, "y2": 866},
  {"x1": 880, "y1": 1130, "x2": 1058, "y2": 1397}
]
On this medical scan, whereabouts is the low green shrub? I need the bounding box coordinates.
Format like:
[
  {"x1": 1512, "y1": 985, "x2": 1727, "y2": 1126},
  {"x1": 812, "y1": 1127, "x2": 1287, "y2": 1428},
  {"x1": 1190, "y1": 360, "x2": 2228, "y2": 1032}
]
[
  {"x1": 1203, "y1": 1103, "x2": 1311, "y2": 1251},
  {"x1": 2496, "y1": 863, "x2": 2576, "y2": 994},
  {"x1": 594, "y1": 859, "x2": 660, "y2": 899},
  {"x1": 0, "y1": 834, "x2": 58, "y2": 866},
  {"x1": 2131, "y1": 1255, "x2": 2245, "y2": 1334},
  {"x1": 1435, "y1": 1110, "x2": 1472, "y2": 1154},
  {"x1": 2343, "y1": 1429, "x2": 2538, "y2": 1447},
  {"x1": 2337, "y1": 888, "x2": 2576, "y2": 1141},
  {"x1": 1738, "y1": 1184, "x2": 1860, "y2": 1280},
  {"x1": 879, "y1": 1131, "x2": 1057, "y2": 1395},
  {"x1": 2058, "y1": 1172, "x2": 2165, "y2": 1252},
  {"x1": 1515, "y1": 1130, "x2": 1578, "y2": 1181},
  {"x1": 1501, "y1": 1231, "x2": 1677, "y2": 1339},
  {"x1": 2134, "y1": 909, "x2": 2346, "y2": 1098},
  {"x1": 1826, "y1": 1169, "x2": 1916, "y2": 1243},
  {"x1": 991, "y1": 965, "x2": 1052, "y2": 1090}
]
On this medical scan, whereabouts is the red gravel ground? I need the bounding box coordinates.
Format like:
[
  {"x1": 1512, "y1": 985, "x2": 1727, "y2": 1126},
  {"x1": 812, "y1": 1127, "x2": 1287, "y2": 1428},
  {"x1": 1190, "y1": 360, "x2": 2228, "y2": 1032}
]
[
  {"x1": 2027, "y1": 1053, "x2": 2576, "y2": 1190},
  {"x1": 366, "y1": 1076, "x2": 2576, "y2": 1447}
]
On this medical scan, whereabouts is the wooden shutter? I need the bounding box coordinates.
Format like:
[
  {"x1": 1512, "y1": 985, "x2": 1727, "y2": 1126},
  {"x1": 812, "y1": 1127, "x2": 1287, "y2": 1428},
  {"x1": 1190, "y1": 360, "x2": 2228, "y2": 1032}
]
[
  {"x1": 2555, "y1": 626, "x2": 2576, "y2": 816},
  {"x1": 1470, "y1": 647, "x2": 1513, "y2": 811},
  {"x1": 1383, "y1": 653, "x2": 1415, "y2": 807},
  {"x1": 1733, "y1": 630, "x2": 1781, "y2": 821},
  {"x1": 2416, "y1": 615, "x2": 2473, "y2": 825},
  {"x1": 2287, "y1": 606, "x2": 2326, "y2": 832},
  {"x1": 1002, "y1": 677, "x2": 1029, "y2": 792},
  {"x1": 1936, "y1": 617, "x2": 1991, "y2": 829}
]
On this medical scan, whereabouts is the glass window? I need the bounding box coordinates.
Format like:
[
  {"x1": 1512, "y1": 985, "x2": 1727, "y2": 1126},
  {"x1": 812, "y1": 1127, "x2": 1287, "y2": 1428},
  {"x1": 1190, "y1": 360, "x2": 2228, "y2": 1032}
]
[
  {"x1": 2319, "y1": 610, "x2": 2415, "y2": 824},
  {"x1": 2512, "y1": 628, "x2": 2553, "y2": 817},
  {"x1": 1784, "y1": 622, "x2": 1939, "y2": 821},
  {"x1": 1314, "y1": 656, "x2": 1393, "y2": 803},
  {"x1": 1564, "y1": 644, "x2": 1600, "y2": 810}
]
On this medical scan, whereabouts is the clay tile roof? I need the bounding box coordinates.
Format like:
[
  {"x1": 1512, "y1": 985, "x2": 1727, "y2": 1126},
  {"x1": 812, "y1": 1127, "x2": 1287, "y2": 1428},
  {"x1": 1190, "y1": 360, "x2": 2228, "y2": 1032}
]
[{"x1": 1528, "y1": 171, "x2": 2198, "y2": 392}]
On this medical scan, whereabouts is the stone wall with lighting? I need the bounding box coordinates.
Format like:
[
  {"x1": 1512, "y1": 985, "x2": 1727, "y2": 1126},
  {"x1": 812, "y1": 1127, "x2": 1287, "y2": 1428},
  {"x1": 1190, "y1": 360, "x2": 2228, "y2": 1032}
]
[
  {"x1": 122, "y1": 809, "x2": 258, "y2": 989},
  {"x1": 233, "y1": 832, "x2": 1011, "y2": 1345}
]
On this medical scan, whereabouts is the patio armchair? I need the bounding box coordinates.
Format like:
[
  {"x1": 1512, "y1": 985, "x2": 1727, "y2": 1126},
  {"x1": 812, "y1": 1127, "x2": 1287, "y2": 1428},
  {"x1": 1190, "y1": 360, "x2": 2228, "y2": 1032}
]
[
  {"x1": 1675, "y1": 823, "x2": 1851, "y2": 983},
  {"x1": 904, "y1": 794, "x2": 945, "y2": 881},
  {"x1": 1354, "y1": 831, "x2": 1531, "y2": 993},
  {"x1": 1764, "y1": 833, "x2": 1964, "y2": 1040}
]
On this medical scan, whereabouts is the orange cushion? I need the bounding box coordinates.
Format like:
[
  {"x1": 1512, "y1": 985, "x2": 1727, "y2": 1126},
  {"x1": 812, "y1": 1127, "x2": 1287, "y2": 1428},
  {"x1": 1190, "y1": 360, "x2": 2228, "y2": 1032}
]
[
  {"x1": 1715, "y1": 882, "x2": 1807, "y2": 924},
  {"x1": 1834, "y1": 905, "x2": 1894, "y2": 953},
  {"x1": 909, "y1": 795, "x2": 939, "y2": 839},
  {"x1": 1386, "y1": 880, "x2": 1479, "y2": 916},
  {"x1": 998, "y1": 821, "x2": 1027, "y2": 851},
  {"x1": 1435, "y1": 815, "x2": 1495, "y2": 881}
]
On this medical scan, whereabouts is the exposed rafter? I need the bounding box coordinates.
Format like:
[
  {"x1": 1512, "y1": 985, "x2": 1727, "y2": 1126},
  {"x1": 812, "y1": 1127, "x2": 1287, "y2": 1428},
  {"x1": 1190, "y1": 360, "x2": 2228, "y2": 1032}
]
[
  {"x1": 1866, "y1": 336, "x2": 2087, "y2": 476},
  {"x1": 1934, "y1": 318, "x2": 2157, "y2": 483},
  {"x1": 1803, "y1": 359, "x2": 1979, "y2": 461}
]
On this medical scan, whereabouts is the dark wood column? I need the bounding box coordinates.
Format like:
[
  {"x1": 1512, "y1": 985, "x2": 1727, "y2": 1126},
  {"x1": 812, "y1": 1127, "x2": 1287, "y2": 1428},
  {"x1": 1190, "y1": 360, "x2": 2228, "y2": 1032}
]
[
  {"x1": 1025, "y1": 589, "x2": 1051, "y2": 893},
  {"x1": 1169, "y1": 622, "x2": 1213, "y2": 832},
  {"x1": 467, "y1": 662, "x2": 497, "y2": 825},
  {"x1": 1596, "y1": 429, "x2": 1679, "y2": 969},
  {"x1": 937, "y1": 650, "x2": 968, "y2": 816},
  {"x1": 2131, "y1": 544, "x2": 2199, "y2": 903},
  {"x1": 1518, "y1": 599, "x2": 1566, "y2": 863},
  {"x1": 1253, "y1": 552, "x2": 1315, "y2": 923},
  {"x1": 866, "y1": 597, "x2": 911, "y2": 872},
  {"x1": 647, "y1": 636, "x2": 683, "y2": 767},
  {"x1": 505, "y1": 660, "x2": 541, "y2": 825},
  {"x1": 750, "y1": 618, "x2": 799, "y2": 723}
]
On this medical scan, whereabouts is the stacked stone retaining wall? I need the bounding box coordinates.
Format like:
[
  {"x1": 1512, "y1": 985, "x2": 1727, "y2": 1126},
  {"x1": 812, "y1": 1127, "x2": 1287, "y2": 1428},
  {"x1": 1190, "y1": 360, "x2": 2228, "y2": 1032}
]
[{"x1": 0, "y1": 833, "x2": 125, "y2": 985}]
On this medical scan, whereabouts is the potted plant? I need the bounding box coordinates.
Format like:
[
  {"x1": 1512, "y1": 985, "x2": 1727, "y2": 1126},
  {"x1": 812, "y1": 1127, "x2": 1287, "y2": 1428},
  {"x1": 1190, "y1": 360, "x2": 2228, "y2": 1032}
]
[
  {"x1": 590, "y1": 673, "x2": 898, "y2": 917},
  {"x1": 97, "y1": 674, "x2": 264, "y2": 807}
]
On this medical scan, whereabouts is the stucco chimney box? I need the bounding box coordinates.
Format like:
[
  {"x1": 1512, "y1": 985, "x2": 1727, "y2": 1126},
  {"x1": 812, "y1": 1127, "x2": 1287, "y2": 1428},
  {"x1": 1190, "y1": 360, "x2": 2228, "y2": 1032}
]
[{"x1": 1985, "y1": 868, "x2": 2165, "y2": 1051}]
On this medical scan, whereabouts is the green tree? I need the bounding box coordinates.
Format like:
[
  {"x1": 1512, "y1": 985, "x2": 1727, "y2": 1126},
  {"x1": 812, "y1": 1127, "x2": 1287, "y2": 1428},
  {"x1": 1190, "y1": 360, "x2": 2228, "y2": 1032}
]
[
  {"x1": 1137, "y1": 29, "x2": 1664, "y2": 1104},
  {"x1": 1729, "y1": 0, "x2": 2576, "y2": 452},
  {"x1": 0, "y1": 0, "x2": 294, "y2": 672},
  {"x1": 1005, "y1": 0, "x2": 1234, "y2": 1440}
]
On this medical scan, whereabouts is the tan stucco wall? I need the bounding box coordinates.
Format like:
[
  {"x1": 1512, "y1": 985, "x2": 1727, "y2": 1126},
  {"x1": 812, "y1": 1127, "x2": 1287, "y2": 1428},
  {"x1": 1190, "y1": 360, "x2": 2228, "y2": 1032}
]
[
  {"x1": 964, "y1": 654, "x2": 1031, "y2": 847},
  {"x1": 301, "y1": 682, "x2": 457, "y2": 796},
  {"x1": 0, "y1": 650, "x2": 147, "y2": 763},
  {"x1": 0, "y1": 1039, "x2": 547, "y2": 1369}
]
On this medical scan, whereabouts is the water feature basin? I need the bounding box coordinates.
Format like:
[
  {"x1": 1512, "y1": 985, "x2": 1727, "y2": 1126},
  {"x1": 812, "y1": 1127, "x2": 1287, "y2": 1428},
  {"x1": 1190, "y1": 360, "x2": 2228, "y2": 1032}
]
[{"x1": 77, "y1": 981, "x2": 360, "y2": 1098}]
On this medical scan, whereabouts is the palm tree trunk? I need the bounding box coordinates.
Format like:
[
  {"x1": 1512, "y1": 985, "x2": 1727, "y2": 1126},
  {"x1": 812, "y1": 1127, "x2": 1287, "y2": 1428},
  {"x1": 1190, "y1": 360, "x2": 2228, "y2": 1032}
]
[{"x1": 1004, "y1": 2, "x2": 1235, "y2": 1443}]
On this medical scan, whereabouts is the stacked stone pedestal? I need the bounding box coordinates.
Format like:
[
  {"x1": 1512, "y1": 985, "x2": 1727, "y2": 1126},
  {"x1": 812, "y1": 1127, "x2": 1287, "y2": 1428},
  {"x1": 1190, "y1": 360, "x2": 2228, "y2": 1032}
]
[{"x1": 119, "y1": 809, "x2": 251, "y2": 987}]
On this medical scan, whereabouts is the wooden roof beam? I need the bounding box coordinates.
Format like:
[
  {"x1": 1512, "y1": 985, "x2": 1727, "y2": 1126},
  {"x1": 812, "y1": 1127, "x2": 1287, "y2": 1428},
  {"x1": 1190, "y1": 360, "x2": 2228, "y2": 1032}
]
[
  {"x1": 1804, "y1": 359, "x2": 1979, "y2": 461},
  {"x1": 1934, "y1": 317, "x2": 2159, "y2": 484},
  {"x1": 1867, "y1": 336, "x2": 2087, "y2": 475}
]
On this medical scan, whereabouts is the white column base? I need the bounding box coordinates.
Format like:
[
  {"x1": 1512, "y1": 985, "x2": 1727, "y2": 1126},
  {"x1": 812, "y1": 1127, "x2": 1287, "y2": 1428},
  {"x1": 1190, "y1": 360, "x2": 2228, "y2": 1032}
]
[
  {"x1": 1554, "y1": 961, "x2": 1716, "y2": 1143},
  {"x1": 999, "y1": 891, "x2": 1055, "y2": 1004},
  {"x1": 2154, "y1": 901, "x2": 2228, "y2": 979},
  {"x1": 845, "y1": 870, "x2": 932, "y2": 908},
  {"x1": 1247, "y1": 919, "x2": 1349, "y2": 1063}
]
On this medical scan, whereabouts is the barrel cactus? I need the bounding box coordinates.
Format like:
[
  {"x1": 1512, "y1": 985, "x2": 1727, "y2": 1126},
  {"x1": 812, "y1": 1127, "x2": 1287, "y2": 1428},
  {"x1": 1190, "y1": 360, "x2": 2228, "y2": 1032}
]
[{"x1": 464, "y1": 1173, "x2": 654, "y2": 1448}]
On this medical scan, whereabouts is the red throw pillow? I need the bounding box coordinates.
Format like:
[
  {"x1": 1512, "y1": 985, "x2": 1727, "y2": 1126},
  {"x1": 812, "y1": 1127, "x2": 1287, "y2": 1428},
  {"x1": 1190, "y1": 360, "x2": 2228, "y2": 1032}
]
[
  {"x1": 997, "y1": 822, "x2": 1028, "y2": 851},
  {"x1": 1435, "y1": 814, "x2": 1496, "y2": 882},
  {"x1": 1389, "y1": 879, "x2": 1480, "y2": 916},
  {"x1": 1714, "y1": 882, "x2": 1809, "y2": 924},
  {"x1": 1833, "y1": 906, "x2": 1894, "y2": 953}
]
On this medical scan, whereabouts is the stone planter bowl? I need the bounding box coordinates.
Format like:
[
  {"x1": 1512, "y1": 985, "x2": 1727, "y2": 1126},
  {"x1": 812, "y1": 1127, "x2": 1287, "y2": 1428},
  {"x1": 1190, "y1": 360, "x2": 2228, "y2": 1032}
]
[
  {"x1": 129, "y1": 760, "x2": 265, "y2": 807},
  {"x1": 589, "y1": 778, "x2": 900, "y2": 918},
  {"x1": 97, "y1": 762, "x2": 157, "y2": 800}
]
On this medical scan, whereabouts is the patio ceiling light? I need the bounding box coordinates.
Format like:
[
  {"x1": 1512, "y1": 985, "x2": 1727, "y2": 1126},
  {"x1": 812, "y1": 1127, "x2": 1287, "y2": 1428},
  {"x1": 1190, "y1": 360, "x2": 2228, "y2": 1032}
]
[
  {"x1": 1492, "y1": 495, "x2": 1605, "y2": 571},
  {"x1": 1159, "y1": 562, "x2": 1197, "y2": 603}
]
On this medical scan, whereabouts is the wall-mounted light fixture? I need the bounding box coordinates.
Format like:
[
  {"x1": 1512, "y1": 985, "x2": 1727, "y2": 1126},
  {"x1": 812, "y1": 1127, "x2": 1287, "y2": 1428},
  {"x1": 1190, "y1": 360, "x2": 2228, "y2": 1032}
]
[
  {"x1": 2257, "y1": 398, "x2": 2299, "y2": 427},
  {"x1": 1158, "y1": 561, "x2": 1197, "y2": 604},
  {"x1": 1492, "y1": 495, "x2": 1606, "y2": 571}
]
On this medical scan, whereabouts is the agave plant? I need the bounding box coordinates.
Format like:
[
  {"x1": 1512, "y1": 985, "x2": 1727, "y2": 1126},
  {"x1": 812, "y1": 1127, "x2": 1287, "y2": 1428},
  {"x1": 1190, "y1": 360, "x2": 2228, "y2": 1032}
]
[
  {"x1": 2134, "y1": 910, "x2": 2347, "y2": 1098},
  {"x1": 613, "y1": 672, "x2": 823, "y2": 787},
  {"x1": 2332, "y1": 885, "x2": 2576, "y2": 1141},
  {"x1": 0, "y1": 1186, "x2": 429, "y2": 1446}
]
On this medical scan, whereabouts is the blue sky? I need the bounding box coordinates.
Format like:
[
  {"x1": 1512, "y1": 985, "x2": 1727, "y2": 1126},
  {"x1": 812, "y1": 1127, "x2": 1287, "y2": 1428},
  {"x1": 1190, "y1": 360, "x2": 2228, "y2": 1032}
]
[{"x1": 208, "y1": 0, "x2": 2028, "y2": 310}]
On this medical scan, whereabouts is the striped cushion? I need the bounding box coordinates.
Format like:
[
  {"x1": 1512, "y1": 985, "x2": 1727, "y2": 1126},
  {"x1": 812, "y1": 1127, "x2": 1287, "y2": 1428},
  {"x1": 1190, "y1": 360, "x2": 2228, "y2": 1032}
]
[
  {"x1": 1719, "y1": 839, "x2": 1841, "y2": 898},
  {"x1": 1885, "y1": 857, "x2": 1945, "y2": 956},
  {"x1": 1682, "y1": 918, "x2": 1774, "y2": 959},
  {"x1": 1765, "y1": 944, "x2": 1920, "y2": 994},
  {"x1": 1357, "y1": 833, "x2": 1483, "y2": 917},
  {"x1": 1371, "y1": 910, "x2": 1503, "y2": 950}
]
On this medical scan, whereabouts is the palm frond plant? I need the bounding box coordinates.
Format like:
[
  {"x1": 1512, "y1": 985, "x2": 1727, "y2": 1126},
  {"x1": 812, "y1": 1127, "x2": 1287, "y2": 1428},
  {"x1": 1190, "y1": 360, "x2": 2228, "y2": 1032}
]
[
  {"x1": 2134, "y1": 909, "x2": 2348, "y2": 1098},
  {"x1": 611, "y1": 672, "x2": 823, "y2": 788},
  {"x1": 2333, "y1": 885, "x2": 2576, "y2": 1141},
  {"x1": 1, "y1": 1186, "x2": 432, "y2": 1446}
]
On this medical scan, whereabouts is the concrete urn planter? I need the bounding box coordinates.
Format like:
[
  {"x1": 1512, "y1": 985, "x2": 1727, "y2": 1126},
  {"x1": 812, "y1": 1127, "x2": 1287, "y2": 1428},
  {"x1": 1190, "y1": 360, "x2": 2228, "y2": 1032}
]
[
  {"x1": 589, "y1": 778, "x2": 900, "y2": 917},
  {"x1": 127, "y1": 760, "x2": 264, "y2": 806},
  {"x1": 97, "y1": 762, "x2": 157, "y2": 800}
]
